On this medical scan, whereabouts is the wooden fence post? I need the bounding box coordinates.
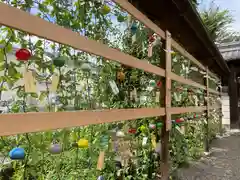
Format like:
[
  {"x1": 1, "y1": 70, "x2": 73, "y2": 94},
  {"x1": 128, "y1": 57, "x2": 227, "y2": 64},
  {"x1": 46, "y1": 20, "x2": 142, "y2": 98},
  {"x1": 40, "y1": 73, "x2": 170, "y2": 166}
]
[
  {"x1": 205, "y1": 67, "x2": 210, "y2": 152},
  {"x1": 219, "y1": 80, "x2": 223, "y2": 136},
  {"x1": 160, "y1": 30, "x2": 172, "y2": 180}
]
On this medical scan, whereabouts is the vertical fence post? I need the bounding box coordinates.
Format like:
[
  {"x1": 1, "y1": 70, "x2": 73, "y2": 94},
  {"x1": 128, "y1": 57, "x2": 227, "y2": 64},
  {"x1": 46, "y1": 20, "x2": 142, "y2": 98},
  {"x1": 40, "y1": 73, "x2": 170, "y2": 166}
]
[
  {"x1": 219, "y1": 80, "x2": 223, "y2": 136},
  {"x1": 204, "y1": 67, "x2": 210, "y2": 152},
  {"x1": 160, "y1": 30, "x2": 172, "y2": 180}
]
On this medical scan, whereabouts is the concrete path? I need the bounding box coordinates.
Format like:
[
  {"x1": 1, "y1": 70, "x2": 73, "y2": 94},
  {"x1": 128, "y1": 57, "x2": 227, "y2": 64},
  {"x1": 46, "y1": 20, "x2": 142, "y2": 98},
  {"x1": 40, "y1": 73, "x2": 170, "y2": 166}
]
[{"x1": 174, "y1": 130, "x2": 240, "y2": 180}]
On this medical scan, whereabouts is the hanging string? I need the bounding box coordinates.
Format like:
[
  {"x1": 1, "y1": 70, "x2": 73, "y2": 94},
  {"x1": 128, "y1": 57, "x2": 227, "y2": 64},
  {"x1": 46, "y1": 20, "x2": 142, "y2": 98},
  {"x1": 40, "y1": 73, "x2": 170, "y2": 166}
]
[
  {"x1": 22, "y1": 34, "x2": 33, "y2": 179},
  {"x1": 39, "y1": 39, "x2": 51, "y2": 178},
  {"x1": 0, "y1": 31, "x2": 13, "y2": 174},
  {"x1": 72, "y1": 50, "x2": 80, "y2": 177}
]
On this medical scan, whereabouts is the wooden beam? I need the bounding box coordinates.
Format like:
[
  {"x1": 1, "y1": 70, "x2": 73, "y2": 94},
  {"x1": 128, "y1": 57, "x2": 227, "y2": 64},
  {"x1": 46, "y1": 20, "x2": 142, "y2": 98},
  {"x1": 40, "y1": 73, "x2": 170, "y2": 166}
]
[
  {"x1": 0, "y1": 3, "x2": 165, "y2": 77},
  {"x1": 0, "y1": 106, "x2": 211, "y2": 137},
  {"x1": 161, "y1": 30, "x2": 171, "y2": 180},
  {"x1": 229, "y1": 65, "x2": 239, "y2": 128},
  {"x1": 205, "y1": 67, "x2": 210, "y2": 152},
  {"x1": 113, "y1": 0, "x2": 220, "y2": 81},
  {"x1": 0, "y1": 108, "x2": 165, "y2": 136},
  {"x1": 112, "y1": 0, "x2": 166, "y2": 39},
  {"x1": 170, "y1": 72, "x2": 206, "y2": 90}
]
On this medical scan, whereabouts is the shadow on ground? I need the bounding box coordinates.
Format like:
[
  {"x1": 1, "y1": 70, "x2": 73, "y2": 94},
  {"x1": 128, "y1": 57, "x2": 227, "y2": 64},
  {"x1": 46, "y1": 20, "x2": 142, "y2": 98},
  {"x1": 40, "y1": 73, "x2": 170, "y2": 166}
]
[{"x1": 172, "y1": 132, "x2": 240, "y2": 180}]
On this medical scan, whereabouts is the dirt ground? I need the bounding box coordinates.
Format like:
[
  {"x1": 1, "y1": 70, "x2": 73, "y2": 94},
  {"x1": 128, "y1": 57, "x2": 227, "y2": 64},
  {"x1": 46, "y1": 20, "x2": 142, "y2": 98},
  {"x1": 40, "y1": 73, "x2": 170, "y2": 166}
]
[{"x1": 173, "y1": 131, "x2": 240, "y2": 180}]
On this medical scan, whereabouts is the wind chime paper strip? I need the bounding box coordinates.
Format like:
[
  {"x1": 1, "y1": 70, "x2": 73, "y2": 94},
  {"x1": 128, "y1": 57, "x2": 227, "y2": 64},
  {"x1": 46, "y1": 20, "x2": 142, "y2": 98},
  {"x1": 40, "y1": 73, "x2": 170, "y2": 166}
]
[
  {"x1": 148, "y1": 44, "x2": 153, "y2": 57},
  {"x1": 50, "y1": 74, "x2": 60, "y2": 92},
  {"x1": 175, "y1": 126, "x2": 184, "y2": 135},
  {"x1": 151, "y1": 135, "x2": 156, "y2": 149},
  {"x1": 23, "y1": 70, "x2": 37, "y2": 93},
  {"x1": 132, "y1": 34, "x2": 136, "y2": 43},
  {"x1": 155, "y1": 91, "x2": 160, "y2": 102},
  {"x1": 97, "y1": 151, "x2": 105, "y2": 170},
  {"x1": 109, "y1": 80, "x2": 119, "y2": 95},
  {"x1": 142, "y1": 137, "x2": 148, "y2": 146}
]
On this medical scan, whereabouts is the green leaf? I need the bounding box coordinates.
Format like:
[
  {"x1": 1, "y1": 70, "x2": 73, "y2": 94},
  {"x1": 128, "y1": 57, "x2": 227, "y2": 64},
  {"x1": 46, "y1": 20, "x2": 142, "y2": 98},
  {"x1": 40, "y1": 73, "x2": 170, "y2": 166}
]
[
  {"x1": 0, "y1": 63, "x2": 4, "y2": 71},
  {"x1": 8, "y1": 65, "x2": 17, "y2": 77},
  {"x1": 30, "y1": 151, "x2": 39, "y2": 165},
  {"x1": 16, "y1": 87, "x2": 24, "y2": 97},
  {"x1": 6, "y1": 43, "x2": 12, "y2": 53},
  {"x1": 30, "y1": 93, "x2": 38, "y2": 98},
  {"x1": 0, "y1": 50, "x2": 4, "y2": 63},
  {"x1": 39, "y1": 92, "x2": 47, "y2": 101}
]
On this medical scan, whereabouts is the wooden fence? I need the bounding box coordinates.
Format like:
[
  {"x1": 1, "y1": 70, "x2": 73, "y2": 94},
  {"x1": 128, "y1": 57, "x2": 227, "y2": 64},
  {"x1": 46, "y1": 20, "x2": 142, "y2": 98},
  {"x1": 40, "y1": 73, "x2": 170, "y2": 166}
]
[{"x1": 0, "y1": 1, "x2": 221, "y2": 179}]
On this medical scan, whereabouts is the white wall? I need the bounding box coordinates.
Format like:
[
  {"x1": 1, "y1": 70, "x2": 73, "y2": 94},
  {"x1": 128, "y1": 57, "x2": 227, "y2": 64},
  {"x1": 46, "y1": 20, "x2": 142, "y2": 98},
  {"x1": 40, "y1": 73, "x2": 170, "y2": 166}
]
[{"x1": 221, "y1": 92, "x2": 230, "y2": 127}]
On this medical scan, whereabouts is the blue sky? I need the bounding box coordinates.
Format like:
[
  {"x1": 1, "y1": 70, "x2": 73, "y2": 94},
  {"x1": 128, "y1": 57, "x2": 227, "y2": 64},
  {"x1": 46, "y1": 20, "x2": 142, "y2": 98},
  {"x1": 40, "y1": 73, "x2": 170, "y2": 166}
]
[
  {"x1": 29, "y1": 0, "x2": 240, "y2": 32},
  {"x1": 29, "y1": 0, "x2": 240, "y2": 34},
  {"x1": 199, "y1": 0, "x2": 240, "y2": 31}
]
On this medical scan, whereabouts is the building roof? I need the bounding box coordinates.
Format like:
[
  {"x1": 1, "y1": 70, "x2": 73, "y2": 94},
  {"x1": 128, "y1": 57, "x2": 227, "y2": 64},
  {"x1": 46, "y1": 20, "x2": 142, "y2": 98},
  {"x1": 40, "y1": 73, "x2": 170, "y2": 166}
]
[
  {"x1": 218, "y1": 42, "x2": 240, "y2": 61},
  {"x1": 130, "y1": 0, "x2": 230, "y2": 76}
]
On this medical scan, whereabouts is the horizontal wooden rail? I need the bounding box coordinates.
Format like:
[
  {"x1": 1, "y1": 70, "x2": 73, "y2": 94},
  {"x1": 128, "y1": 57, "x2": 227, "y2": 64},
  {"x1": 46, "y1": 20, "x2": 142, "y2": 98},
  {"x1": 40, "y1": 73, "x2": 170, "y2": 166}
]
[
  {"x1": 171, "y1": 41, "x2": 219, "y2": 81},
  {"x1": 113, "y1": 0, "x2": 219, "y2": 81},
  {"x1": 171, "y1": 40, "x2": 206, "y2": 72},
  {"x1": 170, "y1": 106, "x2": 207, "y2": 114},
  {"x1": 0, "y1": 108, "x2": 165, "y2": 136},
  {"x1": 0, "y1": 106, "x2": 215, "y2": 136},
  {"x1": 208, "y1": 88, "x2": 219, "y2": 95},
  {"x1": 113, "y1": 0, "x2": 166, "y2": 39},
  {"x1": 0, "y1": 3, "x2": 165, "y2": 77},
  {"x1": 209, "y1": 105, "x2": 221, "y2": 109},
  {"x1": 170, "y1": 72, "x2": 206, "y2": 90},
  {"x1": 0, "y1": 2, "x2": 222, "y2": 139},
  {"x1": 0, "y1": 3, "x2": 216, "y2": 91}
]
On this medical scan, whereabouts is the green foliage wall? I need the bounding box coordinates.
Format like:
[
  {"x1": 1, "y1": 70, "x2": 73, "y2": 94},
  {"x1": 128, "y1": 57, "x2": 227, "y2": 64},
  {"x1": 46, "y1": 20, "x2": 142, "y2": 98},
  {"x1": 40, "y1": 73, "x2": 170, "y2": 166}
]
[{"x1": 0, "y1": 0, "x2": 221, "y2": 179}]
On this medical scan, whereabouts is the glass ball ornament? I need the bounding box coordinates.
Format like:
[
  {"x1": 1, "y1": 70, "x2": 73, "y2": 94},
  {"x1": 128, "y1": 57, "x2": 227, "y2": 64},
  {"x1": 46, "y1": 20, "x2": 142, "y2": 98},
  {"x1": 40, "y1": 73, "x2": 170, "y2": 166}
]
[
  {"x1": 15, "y1": 48, "x2": 31, "y2": 61},
  {"x1": 149, "y1": 124, "x2": 156, "y2": 129},
  {"x1": 117, "y1": 15, "x2": 125, "y2": 22},
  {"x1": 49, "y1": 144, "x2": 62, "y2": 154},
  {"x1": 148, "y1": 35, "x2": 155, "y2": 43},
  {"x1": 101, "y1": 5, "x2": 111, "y2": 15},
  {"x1": 128, "y1": 128, "x2": 137, "y2": 134},
  {"x1": 156, "y1": 122, "x2": 163, "y2": 128},
  {"x1": 77, "y1": 139, "x2": 89, "y2": 148},
  {"x1": 116, "y1": 131, "x2": 125, "y2": 138},
  {"x1": 97, "y1": 176, "x2": 104, "y2": 180},
  {"x1": 175, "y1": 118, "x2": 184, "y2": 123},
  {"x1": 131, "y1": 22, "x2": 138, "y2": 34},
  {"x1": 9, "y1": 147, "x2": 25, "y2": 160},
  {"x1": 157, "y1": 81, "x2": 162, "y2": 88},
  {"x1": 80, "y1": 62, "x2": 91, "y2": 71},
  {"x1": 117, "y1": 71, "x2": 125, "y2": 82},
  {"x1": 53, "y1": 56, "x2": 68, "y2": 67},
  {"x1": 149, "y1": 80, "x2": 156, "y2": 87}
]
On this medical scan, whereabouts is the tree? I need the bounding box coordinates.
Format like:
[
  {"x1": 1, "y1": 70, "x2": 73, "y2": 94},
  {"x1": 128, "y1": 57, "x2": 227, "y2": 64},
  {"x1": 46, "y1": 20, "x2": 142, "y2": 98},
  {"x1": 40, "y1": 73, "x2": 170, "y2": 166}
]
[{"x1": 194, "y1": 0, "x2": 240, "y2": 43}]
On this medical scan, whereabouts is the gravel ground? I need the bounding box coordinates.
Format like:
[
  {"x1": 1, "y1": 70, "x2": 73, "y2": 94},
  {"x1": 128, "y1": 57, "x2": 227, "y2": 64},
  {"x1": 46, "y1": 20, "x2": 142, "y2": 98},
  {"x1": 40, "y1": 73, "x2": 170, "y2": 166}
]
[{"x1": 174, "y1": 131, "x2": 240, "y2": 180}]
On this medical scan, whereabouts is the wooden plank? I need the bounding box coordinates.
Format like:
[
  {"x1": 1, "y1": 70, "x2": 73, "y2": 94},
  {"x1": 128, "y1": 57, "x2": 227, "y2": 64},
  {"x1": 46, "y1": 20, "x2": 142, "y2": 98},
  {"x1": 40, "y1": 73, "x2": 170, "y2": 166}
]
[
  {"x1": 0, "y1": 108, "x2": 165, "y2": 136},
  {"x1": 170, "y1": 72, "x2": 206, "y2": 90},
  {"x1": 112, "y1": 0, "x2": 166, "y2": 39},
  {"x1": 171, "y1": 40, "x2": 219, "y2": 81},
  {"x1": 165, "y1": 31, "x2": 172, "y2": 131},
  {"x1": 219, "y1": 82, "x2": 223, "y2": 136},
  {"x1": 171, "y1": 40, "x2": 206, "y2": 71},
  {"x1": 161, "y1": 31, "x2": 171, "y2": 180},
  {"x1": 0, "y1": 105, "x2": 211, "y2": 136},
  {"x1": 0, "y1": 3, "x2": 165, "y2": 77},
  {"x1": 208, "y1": 88, "x2": 219, "y2": 95},
  {"x1": 112, "y1": 0, "x2": 222, "y2": 81},
  {"x1": 170, "y1": 106, "x2": 207, "y2": 114},
  {"x1": 205, "y1": 67, "x2": 210, "y2": 152}
]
